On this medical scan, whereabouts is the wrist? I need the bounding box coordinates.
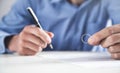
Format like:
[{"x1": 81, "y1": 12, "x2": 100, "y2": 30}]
[{"x1": 5, "y1": 35, "x2": 18, "y2": 52}]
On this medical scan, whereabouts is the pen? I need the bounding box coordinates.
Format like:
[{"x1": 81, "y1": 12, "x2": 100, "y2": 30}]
[{"x1": 27, "y1": 7, "x2": 53, "y2": 49}]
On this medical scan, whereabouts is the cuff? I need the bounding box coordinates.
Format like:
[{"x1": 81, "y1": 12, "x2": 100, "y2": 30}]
[
  {"x1": 0, "y1": 35, "x2": 13, "y2": 54},
  {"x1": 0, "y1": 36, "x2": 7, "y2": 54}
]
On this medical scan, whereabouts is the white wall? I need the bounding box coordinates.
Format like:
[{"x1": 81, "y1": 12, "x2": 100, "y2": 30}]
[{"x1": 0, "y1": 0, "x2": 15, "y2": 18}]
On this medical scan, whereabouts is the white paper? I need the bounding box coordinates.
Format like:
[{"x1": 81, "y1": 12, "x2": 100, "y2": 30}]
[
  {"x1": 40, "y1": 52, "x2": 120, "y2": 68},
  {"x1": 0, "y1": 52, "x2": 120, "y2": 68}
]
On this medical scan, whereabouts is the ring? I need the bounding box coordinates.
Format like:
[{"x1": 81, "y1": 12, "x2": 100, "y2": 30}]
[{"x1": 81, "y1": 34, "x2": 91, "y2": 44}]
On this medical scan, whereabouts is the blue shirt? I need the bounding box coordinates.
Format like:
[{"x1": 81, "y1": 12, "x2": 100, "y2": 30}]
[{"x1": 0, "y1": 0, "x2": 120, "y2": 53}]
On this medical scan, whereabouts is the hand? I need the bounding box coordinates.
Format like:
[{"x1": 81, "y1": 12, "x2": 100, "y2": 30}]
[
  {"x1": 8, "y1": 25, "x2": 54, "y2": 55},
  {"x1": 88, "y1": 24, "x2": 120, "y2": 60}
]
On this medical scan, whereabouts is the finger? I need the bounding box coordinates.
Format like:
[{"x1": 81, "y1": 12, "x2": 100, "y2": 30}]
[
  {"x1": 46, "y1": 31, "x2": 54, "y2": 38},
  {"x1": 22, "y1": 33, "x2": 42, "y2": 46},
  {"x1": 111, "y1": 53, "x2": 120, "y2": 60},
  {"x1": 22, "y1": 32, "x2": 47, "y2": 49},
  {"x1": 108, "y1": 44, "x2": 120, "y2": 53},
  {"x1": 25, "y1": 26, "x2": 51, "y2": 44},
  {"x1": 22, "y1": 48, "x2": 36, "y2": 56},
  {"x1": 88, "y1": 25, "x2": 120, "y2": 45},
  {"x1": 23, "y1": 41, "x2": 40, "y2": 52},
  {"x1": 22, "y1": 33, "x2": 47, "y2": 48},
  {"x1": 37, "y1": 29, "x2": 51, "y2": 43},
  {"x1": 40, "y1": 41, "x2": 47, "y2": 49},
  {"x1": 101, "y1": 33, "x2": 120, "y2": 48},
  {"x1": 37, "y1": 47, "x2": 43, "y2": 52}
]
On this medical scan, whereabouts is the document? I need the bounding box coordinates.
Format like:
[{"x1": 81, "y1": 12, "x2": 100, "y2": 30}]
[
  {"x1": 0, "y1": 52, "x2": 120, "y2": 68},
  {"x1": 39, "y1": 52, "x2": 120, "y2": 68}
]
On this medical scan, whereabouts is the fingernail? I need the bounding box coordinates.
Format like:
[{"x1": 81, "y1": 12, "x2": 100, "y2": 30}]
[
  {"x1": 38, "y1": 47, "x2": 42, "y2": 52},
  {"x1": 88, "y1": 36, "x2": 96, "y2": 45},
  {"x1": 47, "y1": 38, "x2": 51, "y2": 43}
]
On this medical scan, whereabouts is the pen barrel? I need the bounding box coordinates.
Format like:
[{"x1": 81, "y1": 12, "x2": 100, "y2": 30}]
[{"x1": 27, "y1": 7, "x2": 53, "y2": 49}]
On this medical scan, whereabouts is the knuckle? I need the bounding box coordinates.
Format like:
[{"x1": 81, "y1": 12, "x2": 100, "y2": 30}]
[
  {"x1": 112, "y1": 54, "x2": 119, "y2": 59},
  {"x1": 106, "y1": 27, "x2": 114, "y2": 34},
  {"x1": 42, "y1": 43, "x2": 47, "y2": 48},
  {"x1": 101, "y1": 40, "x2": 108, "y2": 48},
  {"x1": 44, "y1": 35, "x2": 49, "y2": 42},
  {"x1": 108, "y1": 36, "x2": 115, "y2": 43},
  {"x1": 37, "y1": 28, "x2": 42, "y2": 34},
  {"x1": 19, "y1": 32, "x2": 26, "y2": 40},
  {"x1": 24, "y1": 25, "x2": 33, "y2": 32},
  {"x1": 23, "y1": 26, "x2": 29, "y2": 31},
  {"x1": 109, "y1": 46, "x2": 114, "y2": 52},
  {"x1": 35, "y1": 26, "x2": 40, "y2": 31},
  {"x1": 39, "y1": 30, "x2": 51, "y2": 43},
  {"x1": 38, "y1": 47, "x2": 43, "y2": 52},
  {"x1": 19, "y1": 32, "x2": 23, "y2": 38},
  {"x1": 45, "y1": 38, "x2": 51, "y2": 43},
  {"x1": 35, "y1": 46, "x2": 40, "y2": 52},
  {"x1": 25, "y1": 25, "x2": 30, "y2": 30}
]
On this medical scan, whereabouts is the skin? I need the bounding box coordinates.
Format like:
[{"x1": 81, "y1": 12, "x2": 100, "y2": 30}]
[
  {"x1": 8, "y1": 0, "x2": 120, "y2": 59},
  {"x1": 68, "y1": 0, "x2": 84, "y2": 6},
  {"x1": 88, "y1": 24, "x2": 120, "y2": 60},
  {"x1": 8, "y1": 25, "x2": 54, "y2": 55}
]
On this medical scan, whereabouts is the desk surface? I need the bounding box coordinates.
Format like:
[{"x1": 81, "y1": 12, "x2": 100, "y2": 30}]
[{"x1": 0, "y1": 52, "x2": 120, "y2": 73}]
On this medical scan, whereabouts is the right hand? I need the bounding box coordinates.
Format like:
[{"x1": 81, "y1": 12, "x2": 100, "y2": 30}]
[{"x1": 8, "y1": 25, "x2": 54, "y2": 55}]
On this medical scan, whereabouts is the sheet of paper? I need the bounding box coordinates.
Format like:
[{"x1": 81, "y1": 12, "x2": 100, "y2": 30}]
[
  {"x1": 39, "y1": 52, "x2": 120, "y2": 68},
  {"x1": 0, "y1": 52, "x2": 120, "y2": 68},
  {"x1": 0, "y1": 54, "x2": 60, "y2": 65},
  {"x1": 0, "y1": 52, "x2": 120, "y2": 73}
]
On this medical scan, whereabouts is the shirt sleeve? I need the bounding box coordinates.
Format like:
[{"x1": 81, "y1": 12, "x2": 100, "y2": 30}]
[
  {"x1": 107, "y1": 0, "x2": 120, "y2": 24},
  {"x1": 0, "y1": 0, "x2": 33, "y2": 54},
  {"x1": 0, "y1": 33, "x2": 9, "y2": 54}
]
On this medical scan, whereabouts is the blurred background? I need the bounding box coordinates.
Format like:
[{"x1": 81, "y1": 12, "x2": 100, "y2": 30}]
[
  {"x1": 0, "y1": 0, "x2": 15, "y2": 19},
  {"x1": 0, "y1": 0, "x2": 112, "y2": 26}
]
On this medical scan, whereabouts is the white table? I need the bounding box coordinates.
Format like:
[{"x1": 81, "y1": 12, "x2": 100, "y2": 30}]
[{"x1": 0, "y1": 52, "x2": 120, "y2": 73}]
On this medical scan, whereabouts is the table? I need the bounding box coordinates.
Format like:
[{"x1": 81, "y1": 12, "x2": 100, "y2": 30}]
[{"x1": 0, "y1": 52, "x2": 120, "y2": 73}]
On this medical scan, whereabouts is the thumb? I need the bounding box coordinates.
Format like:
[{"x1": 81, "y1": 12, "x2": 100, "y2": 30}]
[{"x1": 46, "y1": 31, "x2": 54, "y2": 38}]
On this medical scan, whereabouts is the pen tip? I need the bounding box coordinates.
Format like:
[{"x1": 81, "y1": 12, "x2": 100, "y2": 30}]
[{"x1": 50, "y1": 44, "x2": 53, "y2": 49}]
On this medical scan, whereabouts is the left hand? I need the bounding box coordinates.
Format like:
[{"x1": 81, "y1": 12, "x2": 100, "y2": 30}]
[{"x1": 88, "y1": 24, "x2": 120, "y2": 60}]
